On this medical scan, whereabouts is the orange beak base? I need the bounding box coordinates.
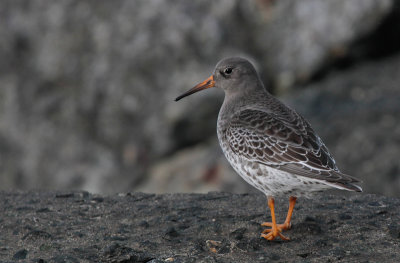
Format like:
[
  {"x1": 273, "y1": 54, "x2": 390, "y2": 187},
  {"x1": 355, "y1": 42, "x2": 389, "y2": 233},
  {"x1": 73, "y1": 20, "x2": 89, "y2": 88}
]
[{"x1": 175, "y1": 75, "x2": 215, "y2": 101}]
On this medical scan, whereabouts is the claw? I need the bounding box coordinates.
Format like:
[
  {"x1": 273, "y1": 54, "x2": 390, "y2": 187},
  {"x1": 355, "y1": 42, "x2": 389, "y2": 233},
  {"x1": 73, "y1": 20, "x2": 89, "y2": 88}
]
[
  {"x1": 261, "y1": 222, "x2": 291, "y2": 231},
  {"x1": 262, "y1": 228, "x2": 272, "y2": 234},
  {"x1": 261, "y1": 231, "x2": 290, "y2": 241}
]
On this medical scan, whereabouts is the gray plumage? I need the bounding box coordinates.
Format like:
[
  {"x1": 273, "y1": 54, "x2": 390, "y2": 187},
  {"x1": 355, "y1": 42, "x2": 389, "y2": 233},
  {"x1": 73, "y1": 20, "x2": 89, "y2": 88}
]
[{"x1": 178, "y1": 57, "x2": 362, "y2": 198}]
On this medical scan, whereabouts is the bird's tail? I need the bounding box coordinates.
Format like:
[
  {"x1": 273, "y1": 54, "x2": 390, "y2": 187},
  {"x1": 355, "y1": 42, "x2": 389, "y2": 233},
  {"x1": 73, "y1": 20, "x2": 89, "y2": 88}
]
[
  {"x1": 325, "y1": 171, "x2": 363, "y2": 192},
  {"x1": 327, "y1": 181, "x2": 363, "y2": 192}
]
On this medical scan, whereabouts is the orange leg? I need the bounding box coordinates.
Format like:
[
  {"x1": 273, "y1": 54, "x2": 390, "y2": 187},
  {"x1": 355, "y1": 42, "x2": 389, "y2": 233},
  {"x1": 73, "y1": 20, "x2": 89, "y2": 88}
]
[{"x1": 261, "y1": 196, "x2": 297, "y2": 241}]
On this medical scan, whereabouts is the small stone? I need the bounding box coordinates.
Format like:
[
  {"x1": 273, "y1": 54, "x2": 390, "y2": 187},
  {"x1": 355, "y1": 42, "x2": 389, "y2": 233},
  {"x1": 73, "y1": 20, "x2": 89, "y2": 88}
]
[
  {"x1": 388, "y1": 224, "x2": 400, "y2": 239},
  {"x1": 205, "y1": 240, "x2": 230, "y2": 254},
  {"x1": 339, "y1": 213, "x2": 352, "y2": 220},
  {"x1": 368, "y1": 201, "x2": 382, "y2": 207},
  {"x1": 294, "y1": 222, "x2": 322, "y2": 234},
  {"x1": 91, "y1": 197, "x2": 104, "y2": 203},
  {"x1": 377, "y1": 210, "x2": 388, "y2": 215},
  {"x1": 56, "y1": 193, "x2": 74, "y2": 198},
  {"x1": 269, "y1": 253, "x2": 280, "y2": 260},
  {"x1": 51, "y1": 255, "x2": 79, "y2": 263},
  {"x1": 297, "y1": 252, "x2": 309, "y2": 258},
  {"x1": 13, "y1": 249, "x2": 28, "y2": 260},
  {"x1": 22, "y1": 230, "x2": 52, "y2": 240},
  {"x1": 327, "y1": 219, "x2": 337, "y2": 225},
  {"x1": 164, "y1": 227, "x2": 179, "y2": 238},
  {"x1": 206, "y1": 240, "x2": 221, "y2": 253},
  {"x1": 304, "y1": 216, "x2": 317, "y2": 222},
  {"x1": 139, "y1": 220, "x2": 150, "y2": 228},
  {"x1": 103, "y1": 243, "x2": 152, "y2": 262},
  {"x1": 229, "y1": 228, "x2": 247, "y2": 240},
  {"x1": 36, "y1": 207, "x2": 51, "y2": 213}
]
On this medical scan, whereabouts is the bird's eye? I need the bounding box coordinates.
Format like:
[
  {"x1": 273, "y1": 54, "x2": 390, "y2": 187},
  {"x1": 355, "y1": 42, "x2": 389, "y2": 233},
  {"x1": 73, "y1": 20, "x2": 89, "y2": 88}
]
[{"x1": 224, "y1": 67, "x2": 233, "y2": 75}]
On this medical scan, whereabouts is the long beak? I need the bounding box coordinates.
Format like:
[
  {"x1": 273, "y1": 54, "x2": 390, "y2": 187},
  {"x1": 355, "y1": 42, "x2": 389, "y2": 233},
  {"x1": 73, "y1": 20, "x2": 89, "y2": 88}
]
[{"x1": 175, "y1": 75, "x2": 215, "y2": 101}]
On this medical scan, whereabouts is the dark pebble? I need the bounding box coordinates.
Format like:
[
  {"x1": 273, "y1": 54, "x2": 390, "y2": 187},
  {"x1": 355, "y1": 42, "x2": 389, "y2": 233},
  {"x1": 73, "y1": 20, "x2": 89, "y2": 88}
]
[
  {"x1": 339, "y1": 213, "x2": 352, "y2": 220},
  {"x1": 304, "y1": 216, "x2": 317, "y2": 222},
  {"x1": 368, "y1": 201, "x2": 382, "y2": 207},
  {"x1": 331, "y1": 248, "x2": 346, "y2": 258},
  {"x1": 314, "y1": 239, "x2": 329, "y2": 247},
  {"x1": 248, "y1": 237, "x2": 263, "y2": 251},
  {"x1": 229, "y1": 227, "x2": 247, "y2": 240},
  {"x1": 91, "y1": 197, "x2": 104, "y2": 203},
  {"x1": 269, "y1": 252, "x2": 280, "y2": 260},
  {"x1": 36, "y1": 207, "x2": 52, "y2": 213},
  {"x1": 388, "y1": 223, "x2": 400, "y2": 239},
  {"x1": 297, "y1": 252, "x2": 309, "y2": 258},
  {"x1": 178, "y1": 223, "x2": 190, "y2": 230},
  {"x1": 22, "y1": 230, "x2": 52, "y2": 240},
  {"x1": 73, "y1": 231, "x2": 84, "y2": 238},
  {"x1": 164, "y1": 215, "x2": 178, "y2": 222},
  {"x1": 104, "y1": 235, "x2": 129, "y2": 241},
  {"x1": 294, "y1": 222, "x2": 322, "y2": 234},
  {"x1": 16, "y1": 206, "x2": 34, "y2": 211},
  {"x1": 236, "y1": 240, "x2": 249, "y2": 251},
  {"x1": 213, "y1": 221, "x2": 222, "y2": 233},
  {"x1": 103, "y1": 243, "x2": 153, "y2": 262},
  {"x1": 164, "y1": 227, "x2": 179, "y2": 238},
  {"x1": 50, "y1": 255, "x2": 80, "y2": 263},
  {"x1": 205, "y1": 239, "x2": 230, "y2": 254},
  {"x1": 327, "y1": 219, "x2": 336, "y2": 225},
  {"x1": 13, "y1": 249, "x2": 28, "y2": 259},
  {"x1": 139, "y1": 220, "x2": 150, "y2": 228},
  {"x1": 56, "y1": 193, "x2": 74, "y2": 198}
]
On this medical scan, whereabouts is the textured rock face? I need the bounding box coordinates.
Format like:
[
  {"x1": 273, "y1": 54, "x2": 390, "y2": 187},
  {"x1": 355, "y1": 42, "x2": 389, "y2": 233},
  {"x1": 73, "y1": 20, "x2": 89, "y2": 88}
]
[
  {"x1": 0, "y1": 0, "x2": 397, "y2": 194},
  {"x1": 254, "y1": 0, "x2": 393, "y2": 90},
  {"x1": 0, "y1": 191, "x2": 399, "y2": 262}
]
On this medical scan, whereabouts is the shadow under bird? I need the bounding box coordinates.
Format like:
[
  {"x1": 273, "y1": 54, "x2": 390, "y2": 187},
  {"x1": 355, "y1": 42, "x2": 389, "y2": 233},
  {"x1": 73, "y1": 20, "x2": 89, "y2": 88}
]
[{"x1": 175, "y1": 57, "x2": 362, "y2": 241}]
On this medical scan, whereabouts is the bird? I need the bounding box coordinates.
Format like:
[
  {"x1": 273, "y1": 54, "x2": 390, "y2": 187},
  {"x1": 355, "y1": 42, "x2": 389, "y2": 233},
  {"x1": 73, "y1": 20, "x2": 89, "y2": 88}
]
[{"x1": 175, "y1": 57, "x2": 362, "y2": 241}]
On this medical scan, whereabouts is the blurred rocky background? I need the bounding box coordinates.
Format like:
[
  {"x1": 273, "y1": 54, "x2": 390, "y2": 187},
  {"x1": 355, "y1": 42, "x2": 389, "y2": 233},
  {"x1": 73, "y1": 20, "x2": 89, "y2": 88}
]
[{"x1": 0, "y1": 0, "x2": 399, "y2": 196}]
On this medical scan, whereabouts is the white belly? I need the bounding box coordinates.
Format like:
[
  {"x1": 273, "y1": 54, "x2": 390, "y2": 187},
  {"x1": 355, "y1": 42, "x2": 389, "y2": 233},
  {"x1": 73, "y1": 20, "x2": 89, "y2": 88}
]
[{"x1": 218, "y1": 131, "x2": 331, "y2": 197}]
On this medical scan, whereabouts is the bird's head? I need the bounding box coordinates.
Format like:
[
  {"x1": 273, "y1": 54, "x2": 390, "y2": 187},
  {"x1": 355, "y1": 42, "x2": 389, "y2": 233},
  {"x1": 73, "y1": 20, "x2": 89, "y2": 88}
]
[{"x1": 175, "y1": 57, "x2": 261, "y2": 101}]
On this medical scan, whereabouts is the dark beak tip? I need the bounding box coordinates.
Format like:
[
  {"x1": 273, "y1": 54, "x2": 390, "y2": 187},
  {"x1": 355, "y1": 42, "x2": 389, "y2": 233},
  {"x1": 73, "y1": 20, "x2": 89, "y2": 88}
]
[{"x1": 175, "y1": 75, "x2": 214, "y2": 102}]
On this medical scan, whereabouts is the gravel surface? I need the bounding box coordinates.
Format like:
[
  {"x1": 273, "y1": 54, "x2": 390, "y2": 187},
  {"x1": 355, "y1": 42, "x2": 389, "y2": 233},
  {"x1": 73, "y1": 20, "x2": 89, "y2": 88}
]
[{"x1": 1, "y1": 191, "x2": 399, "y2": 262}]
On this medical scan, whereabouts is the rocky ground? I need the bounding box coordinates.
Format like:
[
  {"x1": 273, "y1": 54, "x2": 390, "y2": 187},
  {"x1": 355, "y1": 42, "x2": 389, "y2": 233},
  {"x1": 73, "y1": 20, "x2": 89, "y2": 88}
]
[{"x1": 1, "y1": 191, "x2": 399, "y2": 262}]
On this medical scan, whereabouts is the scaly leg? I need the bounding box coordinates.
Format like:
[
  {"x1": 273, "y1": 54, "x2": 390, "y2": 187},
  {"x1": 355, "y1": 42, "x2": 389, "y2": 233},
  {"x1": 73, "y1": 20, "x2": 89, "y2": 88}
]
[
  {"x1": 261, "y1": 196, "x2": 297, "y2": 240},
  {"x1": 262, "y1": 196, "x2": 297, "y2": 231}
]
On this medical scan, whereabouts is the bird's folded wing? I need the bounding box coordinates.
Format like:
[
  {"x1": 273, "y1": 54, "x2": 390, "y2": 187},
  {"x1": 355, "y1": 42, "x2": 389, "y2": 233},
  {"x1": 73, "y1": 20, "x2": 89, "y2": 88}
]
[{"x1": 225, "y1": 109, "x2": 361, "y2": 184}]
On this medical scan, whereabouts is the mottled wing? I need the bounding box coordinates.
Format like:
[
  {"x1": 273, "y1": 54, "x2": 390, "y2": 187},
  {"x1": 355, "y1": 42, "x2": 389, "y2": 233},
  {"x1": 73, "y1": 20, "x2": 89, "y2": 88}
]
[{"x1": 225, "y1": 109, "x2": 361, "y2": 188}]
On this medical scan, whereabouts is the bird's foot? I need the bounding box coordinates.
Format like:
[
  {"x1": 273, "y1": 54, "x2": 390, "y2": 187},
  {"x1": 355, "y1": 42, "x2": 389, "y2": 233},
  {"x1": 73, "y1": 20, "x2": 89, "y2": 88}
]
[
  {"x1": 261, "y1": 230, "x2": 289, "y2": 241},
  {"x1": 261, "y1": 221, "x2": 291, "y2": 231},
  {"x1": 260, "y1": 222, "x2": 291, "y2": 241}
]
